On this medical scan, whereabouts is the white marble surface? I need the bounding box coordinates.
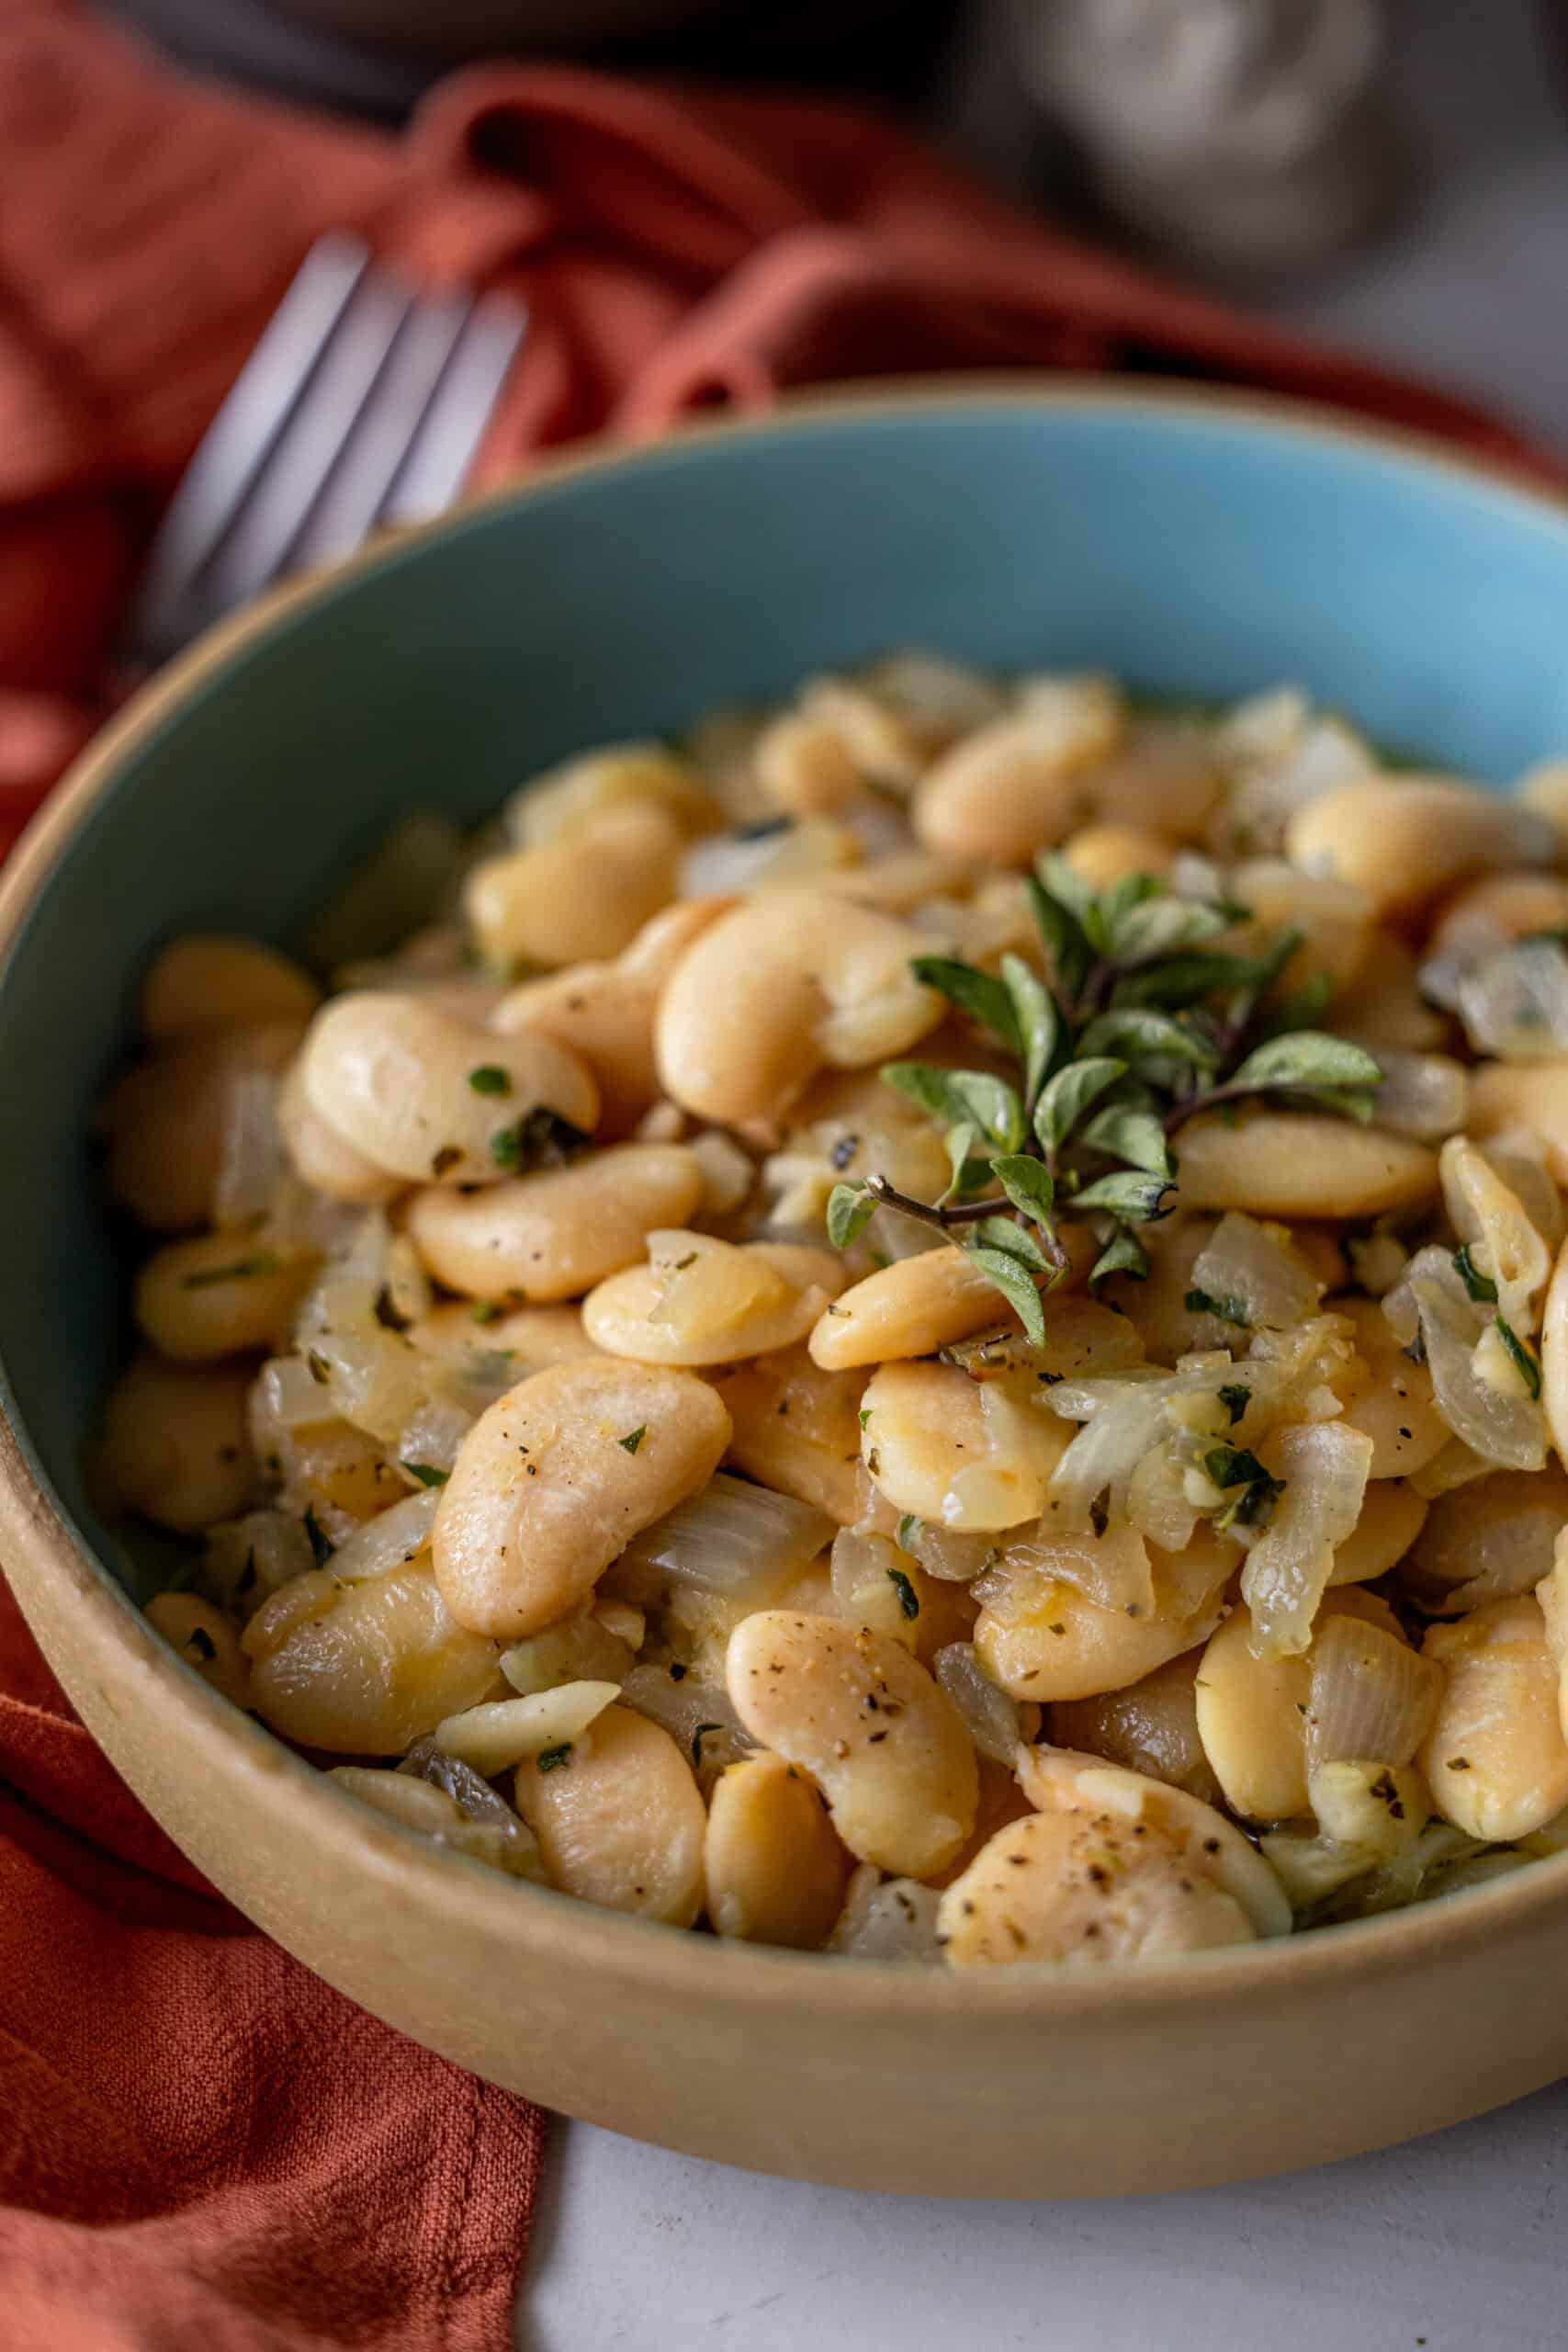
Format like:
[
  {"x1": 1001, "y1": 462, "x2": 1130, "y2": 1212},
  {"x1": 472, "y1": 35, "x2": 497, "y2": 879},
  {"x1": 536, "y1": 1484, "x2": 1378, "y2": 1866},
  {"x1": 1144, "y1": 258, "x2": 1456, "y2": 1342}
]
[
  {"x1": 522, "y1": 5, "x2": 1568, "y2": 2342},
  {"x1": 526, "y1": 2080, "x2": 1568, "y2": 2350}
]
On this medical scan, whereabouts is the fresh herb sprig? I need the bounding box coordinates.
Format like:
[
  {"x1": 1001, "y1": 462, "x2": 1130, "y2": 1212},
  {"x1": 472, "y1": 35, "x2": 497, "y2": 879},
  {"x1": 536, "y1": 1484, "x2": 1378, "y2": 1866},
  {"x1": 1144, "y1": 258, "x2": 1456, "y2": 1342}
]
[{"x1": 826, "y1": 854, "x2": 1382, "y2": 1342}]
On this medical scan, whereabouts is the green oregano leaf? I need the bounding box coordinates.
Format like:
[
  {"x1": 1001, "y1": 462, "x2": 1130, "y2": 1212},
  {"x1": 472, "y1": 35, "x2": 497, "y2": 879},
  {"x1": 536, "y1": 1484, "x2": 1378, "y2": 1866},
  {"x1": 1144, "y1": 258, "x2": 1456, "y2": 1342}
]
[
  {"x1": 1228, "y1": 1031, "x2": 1383, "y2": 1095},
  {"x1": 964, "y1": 1242, "x2": 1046, "y2": 1346},
  {"x1": 1069, "y1": 1169, "x2": 1177, "y2": 1223},
  {"x1": 1034, "y1": 1057, "x2": 1127, "y2": 1154},
  {"x1": 1080, "y1": 1104, "x2": 1171, "y2": 1177},
  {"x1": 998, "y1": 952, "x2": 1059, "y2": 1107},
  {"x1": 908, "y1": 956, "x2": 1021, "y2": 1052},
  {"x1": 826, "y1": 1182, "x2": 877, "y2": 1250},
  {"x1": 1089, "y1": 1226, "x2": 1148, "y2": 1288}
]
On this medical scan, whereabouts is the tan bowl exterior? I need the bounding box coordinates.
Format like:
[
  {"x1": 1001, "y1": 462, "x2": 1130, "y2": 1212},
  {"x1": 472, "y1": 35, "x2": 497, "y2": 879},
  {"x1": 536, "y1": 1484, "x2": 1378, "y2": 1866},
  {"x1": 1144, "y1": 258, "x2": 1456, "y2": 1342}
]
[{"x1": 6, "y1": 382, "x2": 1568, "y2": 2199}]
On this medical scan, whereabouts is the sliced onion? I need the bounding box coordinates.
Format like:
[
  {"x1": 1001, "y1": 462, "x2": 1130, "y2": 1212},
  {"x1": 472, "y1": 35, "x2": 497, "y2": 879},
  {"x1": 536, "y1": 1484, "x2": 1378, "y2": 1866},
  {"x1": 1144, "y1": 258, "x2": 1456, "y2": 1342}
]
[
  {"x1": 1536, "y1": 1538, "x2": 1568, "y2": 1672},
  {"x1": 294, "y1": 1269, "x2": 430, "y2": 1445},
  {"x1": 933, "y1": 1642, "x2": 1025, "y2": 1765},
  {"x1": 1190, "y1": 1212, "x2": 1324, "y2": 1337},
  {"x1": 829, "y1": 1526, "x2": 919, "y2": 1645},
  {"x1": 394, "y1": 1391, "x2": 475, "y2": 1480},
  {"x1": 1455, "y1": 940, "x2": 1568, "y2": 1058},
  {"x1": 1370, "y1": 1051, "x2": 1469, "y2": 1140},
  {"x1": 251, "y1": 1353, "x2": 334, "y2": 1442},
  {"x1": 1126, "y1": 1440, "x2": 1201, "y2": 1555},
  {"x1": 1409, "y1": 1436, "x2": 1495, "y2": 1501},
  {"x1": 828, "y1": 1863, "x2": 943, "y2": 1962},
  {"x1": 1306, "y1": 1617, "x2": 1441, "y2": 1771},
  {"x1": 899, "y1": 1521, "x2": 1004, "y2": 1582},
  {"x1": 202, "y1": 1509, "x2": 316, "y2": 1610},
  {"x1": 327, "y1": 1488, "x2": 441, "y2": 1581},
  {"x1": 1439, "y1": 1137, "x2": 1550, "y2": 1334},
  {"x1": 1393, "y1": 1248, "x2": 1546, "y2": 1472},
  {"x1": 679, "y1": 818, "x2": 856, "y2": 898},
  {"x1": 618, "y1": 1662, "x2": 750, "y2": 1784},
  {"x1": 1001, "y1": 1521, "x2": 1154, "y2": 1616},
  {"x1": 1482, "y1": 1135, "x2": 1566, "y2": 1253},
  {"x1": 336, "y1": 1759, "x2": 543, "y2": 1881},
  {"x1": 215, "y1": 1072, "x2": 287, "y2": 1228},
  {"x1": 1241, "y1": 1420, "x2": 1372, "y2": 1656},
  {"x1": 501, "y1": 1613, "x2": 636, "y2": 1696},
  {"x1": 618, "y1": 1471, "x2": 833, "y2": 1601}
]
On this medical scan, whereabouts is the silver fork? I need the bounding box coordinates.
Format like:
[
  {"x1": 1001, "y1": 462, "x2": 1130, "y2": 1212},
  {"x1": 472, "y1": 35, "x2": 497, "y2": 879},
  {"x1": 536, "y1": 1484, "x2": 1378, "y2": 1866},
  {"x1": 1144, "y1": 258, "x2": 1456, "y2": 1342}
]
[{"x1": 121, "y1": 233, "x2": 528, "y2": 670}]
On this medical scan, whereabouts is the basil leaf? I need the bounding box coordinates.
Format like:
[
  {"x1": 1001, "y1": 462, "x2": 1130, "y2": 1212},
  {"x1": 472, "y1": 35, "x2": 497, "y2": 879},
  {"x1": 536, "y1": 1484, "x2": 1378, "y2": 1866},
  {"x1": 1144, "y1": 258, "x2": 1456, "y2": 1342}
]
[
  {"x1": 908, "y1": 956, "x2": 1021, "y2": 1052},
  {"x1": 827, "y1": 1182, "x2": 877, "y2": 1250},
  {"x1": 1108, "y1": 894, "x2": 1230, "y2": 967},
  {"x1": 1495, "y1": 1316, "x2": 1542, "y2": 1401},
  {"x1": 1080, "y1": 1104, "x2": 1171, "y2": 1177},
  {"x1": 1077, "y1": 1007, "x2": 1221, "y2": 1073},
  {"x1": 998, "y1": 953, "x2": 1059, "y2": 1105},
  {"x1": 1069, "y1": 1169, "x2": 1177, "y2": 1222},
  {"x1": 1089, "y1": 1226, "x2": 1148, "y2": 1289},
  {"x1": 970, "y1": 1216, "x2": 1054, "y2": 1273},
  {"x1": 1452, "y1": 1244, "x2": 1498, "y2": 1305},
  {"x1": 1033, "y1": 1056, "x2": 1127, "y2": 1153},
  {"x1": 1228, "y1": 1031, "x2": 1383, "y2": 1095},
  {"x1": 990, "y1": 1152, "x2": 1056, "y2": 1231},
  {"x1": 964, "y1": 1243, "x2": 1046, "y2": 1346}
]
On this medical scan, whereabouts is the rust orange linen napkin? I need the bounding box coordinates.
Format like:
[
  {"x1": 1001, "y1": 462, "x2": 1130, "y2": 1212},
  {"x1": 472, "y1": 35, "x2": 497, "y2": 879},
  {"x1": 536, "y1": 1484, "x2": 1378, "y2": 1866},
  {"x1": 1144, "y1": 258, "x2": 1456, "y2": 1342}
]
[{"x1": 0, "y1": 5, "x2": 1561, "y2": 2346}]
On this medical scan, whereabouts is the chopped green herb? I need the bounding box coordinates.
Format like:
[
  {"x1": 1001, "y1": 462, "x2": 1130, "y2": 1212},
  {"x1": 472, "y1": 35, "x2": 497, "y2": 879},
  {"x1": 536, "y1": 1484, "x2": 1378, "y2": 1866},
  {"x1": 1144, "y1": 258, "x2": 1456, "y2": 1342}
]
[
  {"x1": 1089, "y1": 1486, "x2": 1111, "y2": 1539},
  {"x1": 307, "y1": 1349, "x2": 331, "y2": 1384},
  {"x1": 1186, "y1": 1288, "x2": 1250, "y2": 1328},
  {"x1": 618, "y1": 1426, "x2": 647, "y2": 1455},
  {"x1": 468, "y1": 1064, "x2": 512, "y2": 1096},
  {"x1": 1203, "y1": 1443, "x2": 1271, "y2": 1489},
  {"x1": 858, "y1": 1409, "x2": 872, "y2": 1430},
  {"x1": 471, "y1": 1300, "x2": 502, "y2": 1325},
  {"x1": 886, "y1": 1567, "x2": 920, "y2": 1621},
  {"x1": 1495, "y1": 1316, "x2": 1541, "y2": 1400},
  {"x1": 897, "y1": 1515, "x2": 921, "y2": 1552},
  {"x1": 181, "y1": 1250, "x2": 279, "y2": 1289},
  {"x1": 1452, "y1": 1244, "x2": 1498, "y2": 1304},
  {"x1": 302, "y1": 1506, "x2": 333, "y2": 1566},
  {"x1": 536, "y1": 1744, "x2": 573, "y2": 1772},
  {"x1": 1217, "y1": 1383, "x2": 1251, "y2": 1426},
  {"x1": 401, "y1": 1461, "x2": 450, "y2": 1487}
]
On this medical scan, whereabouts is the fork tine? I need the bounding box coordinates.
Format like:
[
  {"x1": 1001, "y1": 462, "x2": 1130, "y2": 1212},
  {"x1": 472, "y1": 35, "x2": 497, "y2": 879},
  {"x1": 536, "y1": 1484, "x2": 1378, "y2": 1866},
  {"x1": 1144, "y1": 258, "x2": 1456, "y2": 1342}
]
[
  {"x1": 195, "y1": 263, "x2": 417, "y2": 617},
  {"x1": 286, "y1": 287, "x2": 478, "y2": 574},
  {"x1": 378, "y1": 294, "x2": 528, "y2": 527},
  {"x1": 122, "y1": 233, "x2": 369, "y2": 666}
]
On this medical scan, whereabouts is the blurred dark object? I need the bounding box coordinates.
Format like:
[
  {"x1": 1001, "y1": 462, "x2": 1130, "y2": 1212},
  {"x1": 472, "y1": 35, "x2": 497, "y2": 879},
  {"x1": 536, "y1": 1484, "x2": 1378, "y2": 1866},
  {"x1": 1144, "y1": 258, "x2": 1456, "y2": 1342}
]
[
  {"x1": 1008, "y1": 0, "x2": 1398, "y2": 281},
  {"x1": 109, "y1": 0, "x2": 963, "y2": 114}
]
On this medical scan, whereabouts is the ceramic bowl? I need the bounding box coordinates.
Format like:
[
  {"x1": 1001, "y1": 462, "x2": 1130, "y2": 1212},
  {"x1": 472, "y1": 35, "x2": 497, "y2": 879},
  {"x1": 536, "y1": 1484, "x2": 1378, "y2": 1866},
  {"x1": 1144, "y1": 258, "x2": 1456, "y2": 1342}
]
[{"x1": 6, "y1": 385, "x2": 1568, "y2": 2198}]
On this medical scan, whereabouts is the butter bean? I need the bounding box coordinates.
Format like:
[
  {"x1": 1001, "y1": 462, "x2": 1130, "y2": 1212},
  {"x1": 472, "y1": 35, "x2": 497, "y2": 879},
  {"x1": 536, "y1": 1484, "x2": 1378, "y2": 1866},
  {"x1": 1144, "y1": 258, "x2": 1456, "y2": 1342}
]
[
  {"x1": 727, "y1": 1611, "x2": 978, "y2": 1878},
  {"x1": 514, "y1": 1703, "x2": 706, "y2": 1926},
  {"x1": 407, "y1": 1143, "x2": 703, "y2": 1305},
  {"x1": 433, "y1": 1360, "x2": 730, "y2": 1638}
]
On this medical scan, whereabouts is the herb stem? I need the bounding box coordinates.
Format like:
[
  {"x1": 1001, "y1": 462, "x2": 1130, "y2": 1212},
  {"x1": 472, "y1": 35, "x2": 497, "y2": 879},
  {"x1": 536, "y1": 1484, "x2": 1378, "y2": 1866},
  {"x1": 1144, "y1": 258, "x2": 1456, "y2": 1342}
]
[{"x1": 863, "y1": 1170, "x2": 1067, "y2": 1267}]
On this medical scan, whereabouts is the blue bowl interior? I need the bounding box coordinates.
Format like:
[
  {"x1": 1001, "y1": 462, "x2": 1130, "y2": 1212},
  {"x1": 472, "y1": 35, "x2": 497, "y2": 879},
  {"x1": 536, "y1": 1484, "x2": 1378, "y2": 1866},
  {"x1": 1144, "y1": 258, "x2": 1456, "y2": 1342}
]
[{"x1": 4, "y1": 393, "x2": 1568, "y2": 1598}]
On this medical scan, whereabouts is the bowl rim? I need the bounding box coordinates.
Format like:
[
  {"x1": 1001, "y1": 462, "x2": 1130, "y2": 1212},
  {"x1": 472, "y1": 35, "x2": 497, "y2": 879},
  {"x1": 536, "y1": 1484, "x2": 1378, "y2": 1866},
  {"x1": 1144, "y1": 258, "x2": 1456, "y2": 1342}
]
[{"x1": 5, "y1": 371, "x2": 1568, "y2": 2020}]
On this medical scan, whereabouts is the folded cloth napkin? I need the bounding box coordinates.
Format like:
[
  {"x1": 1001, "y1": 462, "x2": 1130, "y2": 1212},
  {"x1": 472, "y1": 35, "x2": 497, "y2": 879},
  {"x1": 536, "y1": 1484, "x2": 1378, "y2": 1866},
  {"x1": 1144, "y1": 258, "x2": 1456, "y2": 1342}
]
[{"x1": 0, "y1": 6, "x2": 1560, "y2": 2346}]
